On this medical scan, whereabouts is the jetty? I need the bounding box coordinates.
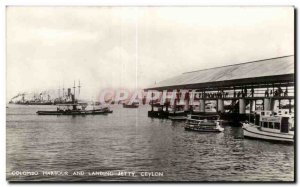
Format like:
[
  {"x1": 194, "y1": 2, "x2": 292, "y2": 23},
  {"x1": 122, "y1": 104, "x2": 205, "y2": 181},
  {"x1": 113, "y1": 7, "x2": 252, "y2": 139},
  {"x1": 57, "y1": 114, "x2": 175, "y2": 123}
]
[{"x1": 144, "y1": 55, "x2": 295, "y2": 123}]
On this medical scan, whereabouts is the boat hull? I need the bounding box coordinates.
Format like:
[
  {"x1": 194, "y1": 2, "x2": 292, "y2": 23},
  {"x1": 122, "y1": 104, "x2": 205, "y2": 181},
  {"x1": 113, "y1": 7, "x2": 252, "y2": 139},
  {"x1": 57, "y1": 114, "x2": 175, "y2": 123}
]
[
  {"x1": 13, "y1": 102, "x2": 54, "y2": 105},
  {"x1": 123, "y1": 104, "x2": 139, "y2": 108},
  {"x1": 242, "y1": 123, "x2": 294, "y2": 144},
  {"x1": 168, "y1": 116, "x2": 187, "y2": 121},
  {"x1": 184, "y1": 127, "x2": 223, "y2": 132},
  {"x1": 36, "y1": 109, "x2": 112, "y2": 115}
]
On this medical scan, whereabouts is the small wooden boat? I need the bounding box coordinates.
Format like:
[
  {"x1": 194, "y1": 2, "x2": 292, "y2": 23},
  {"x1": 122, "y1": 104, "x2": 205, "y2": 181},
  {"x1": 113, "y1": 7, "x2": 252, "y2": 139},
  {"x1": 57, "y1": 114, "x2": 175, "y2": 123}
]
[
  {"x1": 123, "y1": 101, "x2": 139, "y2": 108},
  {"x1": 184, "y1": 115, "x2": 224, "y2": 132},
  {"x1": 242, "y1": 110, "x2": 294, "y2": 143}
]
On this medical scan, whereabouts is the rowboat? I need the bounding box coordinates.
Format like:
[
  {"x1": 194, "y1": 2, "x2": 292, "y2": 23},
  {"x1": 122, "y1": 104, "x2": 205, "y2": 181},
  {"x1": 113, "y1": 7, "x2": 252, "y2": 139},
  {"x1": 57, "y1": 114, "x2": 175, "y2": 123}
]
[{"x1": 123, "y1": 101, "x2": 139, "y2": 108}]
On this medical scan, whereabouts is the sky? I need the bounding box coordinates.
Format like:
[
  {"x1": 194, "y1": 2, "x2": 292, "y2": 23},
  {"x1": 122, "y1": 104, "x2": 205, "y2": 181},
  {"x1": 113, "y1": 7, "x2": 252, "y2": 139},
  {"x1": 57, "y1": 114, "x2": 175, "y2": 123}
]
[{"x1": 6, "y1": 6, "x2": 294, "y2": 101}]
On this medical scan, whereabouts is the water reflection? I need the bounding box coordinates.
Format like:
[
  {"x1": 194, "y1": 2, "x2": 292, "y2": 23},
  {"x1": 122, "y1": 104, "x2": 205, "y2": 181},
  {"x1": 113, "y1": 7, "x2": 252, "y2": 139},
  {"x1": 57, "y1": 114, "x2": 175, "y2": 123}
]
[{"x1": 6, "y1": 104, "x2": 294, "y2": 181}]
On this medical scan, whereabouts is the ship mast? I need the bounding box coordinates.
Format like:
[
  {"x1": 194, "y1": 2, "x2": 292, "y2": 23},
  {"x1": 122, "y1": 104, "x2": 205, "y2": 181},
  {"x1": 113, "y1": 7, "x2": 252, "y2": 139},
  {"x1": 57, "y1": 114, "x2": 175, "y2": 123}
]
[
  {"x1": 62, "y1": 82, "x2": 65, "y2": 98},
  {"x1": 58, "y1": 85, "x2": 61, "y2": 98},
  {"x1": 73, "y1": 80, "x2": 76, "y2": 99},
  {"x1": 78, "y1": 80, "x2": 81, "y2": 97}
]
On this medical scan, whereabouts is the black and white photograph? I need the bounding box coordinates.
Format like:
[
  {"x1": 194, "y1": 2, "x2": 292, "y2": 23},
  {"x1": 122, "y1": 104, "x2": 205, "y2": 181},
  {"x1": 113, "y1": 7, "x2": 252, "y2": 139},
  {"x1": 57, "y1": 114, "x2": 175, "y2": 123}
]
[{"x1": 5, "y1": 5, "x2": 295, "y2": 182}]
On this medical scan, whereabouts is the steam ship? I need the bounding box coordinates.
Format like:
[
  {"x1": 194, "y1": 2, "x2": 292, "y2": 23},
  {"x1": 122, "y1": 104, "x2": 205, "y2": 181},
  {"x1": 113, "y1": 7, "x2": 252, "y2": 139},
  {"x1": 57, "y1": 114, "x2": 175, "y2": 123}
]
[
  {"x1": 9, "y1": 92, "x2": 53, "y2": 105},
  {"x1": 36, "y1": 81, "x2": 113, "y2": 115}
]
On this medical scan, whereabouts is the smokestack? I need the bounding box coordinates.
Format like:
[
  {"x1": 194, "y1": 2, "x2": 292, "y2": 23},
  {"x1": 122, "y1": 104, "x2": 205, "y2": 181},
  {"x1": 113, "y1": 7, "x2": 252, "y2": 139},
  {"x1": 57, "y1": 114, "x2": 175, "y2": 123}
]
[{"x1": 68, "y1": 88, "x2": 71, "y2": 96}]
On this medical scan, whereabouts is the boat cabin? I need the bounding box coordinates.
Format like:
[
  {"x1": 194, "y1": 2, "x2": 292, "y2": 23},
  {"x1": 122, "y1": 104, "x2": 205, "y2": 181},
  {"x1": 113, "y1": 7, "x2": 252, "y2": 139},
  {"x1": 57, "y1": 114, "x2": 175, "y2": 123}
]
[
  {"x1": 185, "y1": 114, "x2": 222, "y2": 132},
  {"x1": 189, "y1": 115, "x2": 219, "y2": 121},
  {"x1": 259, "y1": 115, "x2": 291, "y2": 134},
  {"x1": 255, "y1": 110, "x2": 273, "y2": 117},
  {"x1": 187, "y1": 115, "x2": 219, "y2": 125},
  {"x1": 276, "y1": 109, "x2": 290, "y2": 115},
  {"x1": 57, "y1": 103, "x2": 88, "y2": 111}
]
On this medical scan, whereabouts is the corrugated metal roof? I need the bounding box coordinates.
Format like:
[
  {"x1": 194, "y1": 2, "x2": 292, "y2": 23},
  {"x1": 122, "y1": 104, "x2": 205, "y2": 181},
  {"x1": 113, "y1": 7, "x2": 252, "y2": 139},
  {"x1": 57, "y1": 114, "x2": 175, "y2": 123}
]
[{"x1": 147, "y1": 55, "x2": 294, "y2": 90}]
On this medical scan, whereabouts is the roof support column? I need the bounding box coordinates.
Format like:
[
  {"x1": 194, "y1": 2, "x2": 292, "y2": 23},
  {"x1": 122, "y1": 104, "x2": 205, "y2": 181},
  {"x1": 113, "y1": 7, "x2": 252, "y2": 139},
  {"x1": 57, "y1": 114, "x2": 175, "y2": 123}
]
[
  {"x1": 199, "y1": 99, "x2": 205, "y2": 113},
  {"x1": 289, "y1": 99, "x2": 292, "y2": 113},
  {"x1": 217, "y1": 99, "x2": 224, "y2": 113},
  {"x1": 239, "y1": 98, "x2": 246, "y2": 114},
  {"x1": 264, "y1": 98, "x2": 272, "y2": 111}
]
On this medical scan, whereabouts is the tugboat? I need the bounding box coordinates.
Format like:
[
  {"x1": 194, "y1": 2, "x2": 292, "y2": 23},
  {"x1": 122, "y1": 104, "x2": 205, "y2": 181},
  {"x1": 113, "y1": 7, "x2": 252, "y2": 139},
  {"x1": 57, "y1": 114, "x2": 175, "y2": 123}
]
[
  {"x1": 242, "y1": 110, "x2": 294, "y2": 143},
  {"x1": 36, "y1": 81, "x2": 113, "y2": 115},
  {"x1": 184, "y1": 115, "x2": 224, "y2": 132},
  {"x1": 37, "y1": 103, "x2": 112, "y2": 115}
]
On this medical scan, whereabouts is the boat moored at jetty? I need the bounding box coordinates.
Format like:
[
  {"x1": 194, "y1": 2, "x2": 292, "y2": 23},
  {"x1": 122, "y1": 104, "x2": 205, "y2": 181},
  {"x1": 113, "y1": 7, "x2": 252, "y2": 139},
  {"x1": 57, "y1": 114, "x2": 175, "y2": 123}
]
[
  {"x1": 168, "y1": 110, "x2": 187, "y2": 121},
  {"x1": 123, "y1": 101, "x2": 139, "y2": 108},
  {"x1": 168, "y1": 116, "x2": 187, "y2": 121},
  {"x1": 184, "y1": 115, "x2": 224, "y2": 132},
  {"x1": 242, "y1": 110, "x2": 294, "y2": 143},
  {"x1": 275, "y1": 109, "x2": 294, "y2": 130}
]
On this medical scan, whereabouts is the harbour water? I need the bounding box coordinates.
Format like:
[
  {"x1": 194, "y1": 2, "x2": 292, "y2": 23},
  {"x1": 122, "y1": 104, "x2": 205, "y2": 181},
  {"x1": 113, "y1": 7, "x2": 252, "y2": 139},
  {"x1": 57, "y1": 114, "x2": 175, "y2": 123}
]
[{"x1": 6, "y1": 104, "x2": 294, "y2": 181}]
